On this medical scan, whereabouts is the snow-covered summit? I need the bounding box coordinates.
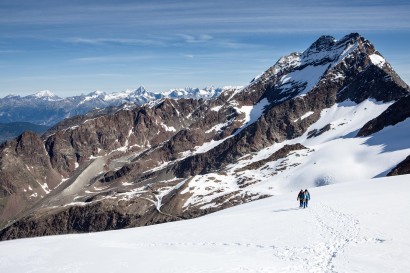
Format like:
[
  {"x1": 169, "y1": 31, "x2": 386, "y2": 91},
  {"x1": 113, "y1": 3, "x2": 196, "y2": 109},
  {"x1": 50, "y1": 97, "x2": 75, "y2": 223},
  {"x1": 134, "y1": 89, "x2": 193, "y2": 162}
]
[
  {"x1": 162, "y1": 86, "x2": 222, "y2": 99},
  {"x1": 34, "y1": 90, "x2": 55, "y2": 97},
  {"x1": 32, "y1": 90, "x2": 61, "y2": 101},
  {"x1": 241, "y1": 33, "x2": 386, "y2": 103},
  {"x1": 88, "y1": 90, "x2": 105, "y2": 96}
]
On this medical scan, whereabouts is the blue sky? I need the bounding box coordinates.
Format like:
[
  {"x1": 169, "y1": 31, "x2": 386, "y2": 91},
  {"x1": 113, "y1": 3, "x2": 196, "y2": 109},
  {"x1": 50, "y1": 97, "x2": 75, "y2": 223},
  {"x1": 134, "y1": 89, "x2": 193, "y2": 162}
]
[{"x1": 1, "y1": 0, "x2": 410, "y2": 97}]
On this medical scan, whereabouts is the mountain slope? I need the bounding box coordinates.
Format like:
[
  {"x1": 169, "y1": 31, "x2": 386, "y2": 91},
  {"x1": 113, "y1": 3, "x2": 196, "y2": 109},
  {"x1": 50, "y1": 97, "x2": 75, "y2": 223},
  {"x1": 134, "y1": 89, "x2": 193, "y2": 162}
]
[
  {"x1": 0, "y1": 174, "x2": 409, "y2": 273},
  {"x1": 0, "y1": 33, "x2": 409, "y2": 240}
]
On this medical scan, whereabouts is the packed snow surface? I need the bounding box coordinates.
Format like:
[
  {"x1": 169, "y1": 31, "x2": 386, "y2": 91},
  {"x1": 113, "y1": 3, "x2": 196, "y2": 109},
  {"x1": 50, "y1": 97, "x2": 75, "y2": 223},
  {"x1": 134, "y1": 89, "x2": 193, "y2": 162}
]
[{"x1": 0, "y1": 174, "x2": 409, "y2": 273}]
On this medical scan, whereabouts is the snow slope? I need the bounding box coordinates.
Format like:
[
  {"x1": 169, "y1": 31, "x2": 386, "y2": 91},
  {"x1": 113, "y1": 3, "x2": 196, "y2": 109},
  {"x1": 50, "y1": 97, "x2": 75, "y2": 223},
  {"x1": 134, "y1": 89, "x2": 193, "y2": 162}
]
[
  {"x1": 179, "y1": 98, "x2": 410, "y2": 209},
  {"x1": 0, "y1": 174, "x2": 408, "y2": 273}
]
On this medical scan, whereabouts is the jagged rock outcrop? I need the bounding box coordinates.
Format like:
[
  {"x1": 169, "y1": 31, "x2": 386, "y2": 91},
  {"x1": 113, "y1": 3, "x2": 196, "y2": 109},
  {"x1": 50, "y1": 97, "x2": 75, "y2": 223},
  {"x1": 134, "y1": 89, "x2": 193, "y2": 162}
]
[
  {"x1": 387, "y1": 156, "x2": 410, "y2": 176},
  {"x1": 0, "y1": 197, "x2": 173, "y2": 240},
  {"x1": 357, "y1": 95, "x2": 410, "y2": 137},
  {"x1": 0, "y1": 132, "x2": 60, "y2": 226}
]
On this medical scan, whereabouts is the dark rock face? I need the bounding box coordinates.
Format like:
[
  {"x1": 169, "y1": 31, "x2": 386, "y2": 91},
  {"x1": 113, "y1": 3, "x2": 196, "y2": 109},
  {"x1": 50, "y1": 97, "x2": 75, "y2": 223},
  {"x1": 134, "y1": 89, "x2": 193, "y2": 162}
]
[
  {"x1": 0, "y1": 198, "x2": 172, "y2": 240},
  {"x1": 307, "y1": 124, "x2": 332, "y2": 139},
  {"x1": 387, "y1": 155, "x2": 410, "y2": 176},
  {"x1": 1, "y1": 33, "x2": 409, "y2": 241},
  {"x1": 357, "y1": 95, "x2": 410, "y2": 137},
  {"x1": 0, "y1": 132, "x2": 60, "y2": 226},
  {"x1": 0, "y1": 93, "x2": 242, "y2": 234},
  {"x1": 337, "y1": 65, "x2": 409, "y2": 103}
]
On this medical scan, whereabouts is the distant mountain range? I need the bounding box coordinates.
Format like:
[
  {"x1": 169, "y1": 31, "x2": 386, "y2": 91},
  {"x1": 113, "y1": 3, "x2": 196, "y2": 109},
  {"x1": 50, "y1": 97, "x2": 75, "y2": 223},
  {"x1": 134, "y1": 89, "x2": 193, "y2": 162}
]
[
  {"x1": 0, "y1": 86, "x2": 226, "y2": 126},
  {"x1": 0, "y1": 122, "x2": 49, "y2": 144},
  {"x1": 0, "y1": 86, "x2": 228, "y2": 143}
]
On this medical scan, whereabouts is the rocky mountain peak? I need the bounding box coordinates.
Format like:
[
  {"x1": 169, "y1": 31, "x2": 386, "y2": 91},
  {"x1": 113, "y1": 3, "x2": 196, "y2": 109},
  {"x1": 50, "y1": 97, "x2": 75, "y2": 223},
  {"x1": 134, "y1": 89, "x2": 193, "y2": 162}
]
[
  {"x1": 14, "y1": 131, "x2": 46, "y2": 159},
  {"x1": 134, "y1": 86, "x2": 148, "y2": 94},
  {"x1": 305, "y1": 35, "x2": 337, "y2": 54},
  {"x1": 227, "y1": 33, "x2": 394, "y2": 108}
]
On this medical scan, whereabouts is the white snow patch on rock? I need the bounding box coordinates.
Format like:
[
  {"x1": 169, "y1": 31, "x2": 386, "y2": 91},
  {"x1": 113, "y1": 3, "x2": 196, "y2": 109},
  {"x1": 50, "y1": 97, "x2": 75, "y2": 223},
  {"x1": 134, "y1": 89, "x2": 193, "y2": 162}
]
[
  {"x1": 194, "y1": 139, "x2": 229, "y2": 154},
  {"x1": 369, "y1": 54, "x2": 386, "y2": 68},
  {"x1": 235, "y1": 98, "x2": 269, "y2": 134},
  {"x1": 161, "y1": 124, "x2": 176, "y2": 132},
  {"x1": 211, "y1": 105, "x2": 223, "y2": 112},
  {"x1": 294, "y1": 111, "x2": 314, "y2": 122}
]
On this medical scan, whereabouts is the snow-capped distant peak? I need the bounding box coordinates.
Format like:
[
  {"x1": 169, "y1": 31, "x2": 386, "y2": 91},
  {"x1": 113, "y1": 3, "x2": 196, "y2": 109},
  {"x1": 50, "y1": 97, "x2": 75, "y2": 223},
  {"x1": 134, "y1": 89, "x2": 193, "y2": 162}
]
[
  {"x1": 135, "y1": 86, "x2": 148, "y2": 94},
  {"x1": 34, "y1": 90, "x2": 56, "y2": 98},
  {"x1": 90, "y1": 90, "x2": 104, "y2": 96},
  {"x1": 161, "y1": 87, "x2": 222, "y2": 99},
  {"x1": 3, "y1": 94, "x2": 19, "y2": 99}
]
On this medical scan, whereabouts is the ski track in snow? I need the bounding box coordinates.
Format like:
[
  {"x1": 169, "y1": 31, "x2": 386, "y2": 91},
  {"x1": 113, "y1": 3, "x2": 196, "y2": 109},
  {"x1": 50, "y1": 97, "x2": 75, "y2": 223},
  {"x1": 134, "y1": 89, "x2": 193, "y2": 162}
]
[
  {"x1": 96, "y1": 203, "x2": 380, "y2": 273},
  {"x1": 279, "y1": 204, "x2": 362, "y2": 273}
]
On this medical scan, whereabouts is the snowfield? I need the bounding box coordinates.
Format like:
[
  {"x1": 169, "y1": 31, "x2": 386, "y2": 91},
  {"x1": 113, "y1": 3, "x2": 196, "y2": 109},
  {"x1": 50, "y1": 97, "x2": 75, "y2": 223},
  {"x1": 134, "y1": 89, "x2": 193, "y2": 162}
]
[
  {"x1": 180, "y1": 99, "x2": 409, "y2": 209},
  {"x1": 0, "y1": 174, "x2": 409, "y2": 273}
]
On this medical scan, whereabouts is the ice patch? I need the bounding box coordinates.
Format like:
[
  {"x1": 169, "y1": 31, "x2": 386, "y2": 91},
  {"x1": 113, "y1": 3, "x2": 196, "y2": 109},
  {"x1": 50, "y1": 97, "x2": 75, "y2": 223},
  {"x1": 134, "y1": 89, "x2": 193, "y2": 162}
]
[
  {"x1": 280, "y1": 64, "x2": 330, "y2": 96},
  {"x1": 335, "y1": 41, "x2": 359, "y2": 64},
  {"x1": 294, "y1": 111, "x2": 314, "y2": 122},
  {"x1": 194, "y1": 139, "x2": 228, "y2": 154},
  {"x1": 211, "y1": 105, "x2": 223, "y2": 112},
  {"x1": 161, "y1": 124, "x2": 176, "y2": 132},
  {"x1": 369, "y1": 54, "x2": 386, "y2": 68},
  {"x1": 205, "y1": 120, "x2": 231, "y2": 133},
  {"x1": 235, "y1": 98, "x2": 269, "y2": 134}
]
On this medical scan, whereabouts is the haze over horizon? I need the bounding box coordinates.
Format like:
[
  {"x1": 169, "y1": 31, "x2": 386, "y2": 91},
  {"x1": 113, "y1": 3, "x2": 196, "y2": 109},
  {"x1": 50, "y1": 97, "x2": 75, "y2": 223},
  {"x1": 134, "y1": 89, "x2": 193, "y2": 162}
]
[{"x1": 1, "y1": 0, "x2": 409, "y2": 97}]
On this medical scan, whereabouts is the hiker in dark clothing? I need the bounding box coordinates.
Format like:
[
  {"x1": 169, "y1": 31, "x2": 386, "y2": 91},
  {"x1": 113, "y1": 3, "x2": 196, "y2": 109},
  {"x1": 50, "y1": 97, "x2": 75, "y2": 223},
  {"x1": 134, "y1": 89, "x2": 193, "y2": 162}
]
[
  {"x1": 297, "y1": 189, "x2": 304, "y2": 208},
  {"x1": 303, "y1": 189, "x2": 311, "y2": 208}
]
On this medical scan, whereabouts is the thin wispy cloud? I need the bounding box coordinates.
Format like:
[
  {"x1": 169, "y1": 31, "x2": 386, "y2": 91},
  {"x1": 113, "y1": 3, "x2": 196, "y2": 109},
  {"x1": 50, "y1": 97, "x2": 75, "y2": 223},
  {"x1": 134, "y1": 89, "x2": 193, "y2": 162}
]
[
  {"x1": 64, "y1": 37, "x2": 165, "y2": 47},
  {"x1": 0, "y1": 0, "x2": 409, "y2": 96},
  {"x1": 1, "y1": 2, "x2": 409, "y2": 33},
  {"x1": 0, "y1": 73, "x2": 134, "y2": 82},
  {"x1": 178, "y1": 34, "x2": 213, "y2": 44},
  {"x1": 0, "y1": 50, "x2": 23, "y2": 53},
  {"x1": 69, "y1": 55, "x2": 157, "y2": 64}
]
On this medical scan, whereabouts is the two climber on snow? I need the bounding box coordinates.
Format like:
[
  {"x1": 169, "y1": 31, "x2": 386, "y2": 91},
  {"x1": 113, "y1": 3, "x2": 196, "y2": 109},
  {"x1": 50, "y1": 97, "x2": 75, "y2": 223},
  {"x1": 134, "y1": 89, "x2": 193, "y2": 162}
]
[{"x1": 297, "y1": 189, "x2": 310, "y2": 208}]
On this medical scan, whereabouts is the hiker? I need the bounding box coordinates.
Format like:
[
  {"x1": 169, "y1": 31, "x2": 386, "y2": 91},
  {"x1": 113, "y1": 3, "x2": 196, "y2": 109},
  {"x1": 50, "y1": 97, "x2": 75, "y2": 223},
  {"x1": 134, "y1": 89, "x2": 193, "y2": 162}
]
[
  {"x1": 303, "y1": 189, "x2": 310, "y2": 208},
  {"x1": 297, "y1": 189, "x2": 304, "y2": 208}
]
